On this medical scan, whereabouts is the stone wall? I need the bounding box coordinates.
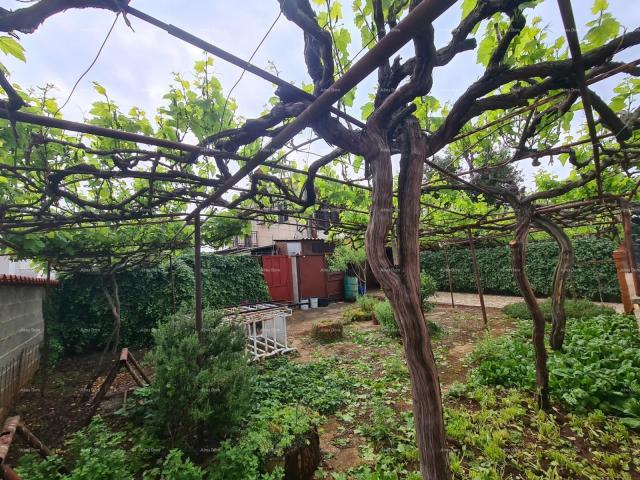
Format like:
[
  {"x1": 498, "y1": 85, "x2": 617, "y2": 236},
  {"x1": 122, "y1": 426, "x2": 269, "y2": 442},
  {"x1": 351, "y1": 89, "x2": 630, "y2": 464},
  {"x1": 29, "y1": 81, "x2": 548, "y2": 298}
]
[{"x1": 0, "y1": 284, "x2": 45, "y2": 415}]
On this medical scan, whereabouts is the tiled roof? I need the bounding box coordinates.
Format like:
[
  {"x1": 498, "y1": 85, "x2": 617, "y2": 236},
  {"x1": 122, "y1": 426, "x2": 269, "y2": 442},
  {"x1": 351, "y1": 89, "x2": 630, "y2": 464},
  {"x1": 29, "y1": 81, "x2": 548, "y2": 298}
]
[{"x1": 0, "y1": 274, "x2": 59, "y2": 287}]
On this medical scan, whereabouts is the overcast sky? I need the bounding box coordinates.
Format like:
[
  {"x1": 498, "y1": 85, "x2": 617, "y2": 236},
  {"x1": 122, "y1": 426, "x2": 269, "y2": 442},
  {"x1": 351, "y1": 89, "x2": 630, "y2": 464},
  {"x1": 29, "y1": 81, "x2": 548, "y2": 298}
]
[{"x1": 3, "y1": 0, "x2": 640, "y2": 185}]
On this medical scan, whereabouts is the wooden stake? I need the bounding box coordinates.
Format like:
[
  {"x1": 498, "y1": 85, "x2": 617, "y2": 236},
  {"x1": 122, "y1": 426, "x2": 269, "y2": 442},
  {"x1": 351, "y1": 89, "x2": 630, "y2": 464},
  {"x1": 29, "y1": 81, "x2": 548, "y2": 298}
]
[
  {"x1": 444, "y1": 248, "x2": 455, "y2": 309},
  {"x1": 468, "y1": 230, "x2": 487, "y2": 328}
]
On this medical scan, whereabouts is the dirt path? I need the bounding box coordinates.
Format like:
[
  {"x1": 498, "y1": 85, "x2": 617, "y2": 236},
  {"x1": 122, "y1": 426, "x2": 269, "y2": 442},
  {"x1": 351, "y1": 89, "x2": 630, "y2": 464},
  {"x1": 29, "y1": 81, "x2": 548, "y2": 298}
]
[
  {"x1": 287, "y1": 302, "x2": 378, "y2": 362},
  {"x1": 433, "y1": 291, "x2": 624, "y2": 313}
]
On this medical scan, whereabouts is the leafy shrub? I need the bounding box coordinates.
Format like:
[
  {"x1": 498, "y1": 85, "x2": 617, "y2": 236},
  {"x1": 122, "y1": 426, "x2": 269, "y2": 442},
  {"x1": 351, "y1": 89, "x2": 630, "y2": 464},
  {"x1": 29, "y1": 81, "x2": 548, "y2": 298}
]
[
  {"x1": 356, "y1": 294, "x2": 379, "y2": 315},
  {"x1": 148, "y1": 309, "x2": 254, "y2": 448},
  {"x1": 421, "y1": 237, "x2": 619, "y2": 301},
  {"x1": 143, "y1": 449, "x2": 206, "y2": 480},
  {"x1": 48, "y1": 255, "x2": 269, "y2": 355},
  {"x1": 374, "y1": 299, "x2": 443, "y2": 339},
  {"x1": 342, "y1": 307, "x2": 372, "y2": 323},
  {"x1": 420, "y1": 272, "x2": 437, "y2": 312},
  {"x1": 16, "y1": 417, "x2": 133, "y2": 480},
  {"x1": 208, "y1": 404, "x2": 320, "y2": 480},
  {"x1": 470, "y1": 314, "x2": 640, "y2": 424},
  {"x1": 254, "y1": 357, "x2": 353, "y2": 414},
  {"x1": 327, "y1": 244, "x2": 367, "y2": 273},
  {"x1": 374, "y1": 299, "x2": 398, "y2": 336},
  {"x1": 468, "y1": 323, "x2": 535, "y2": 389},
  {"x1": 551, "y1": 314, "x2": 640, "y2": 423},
  {"x1": 16, "y1": 418, "x2": 205, "y2": 480},
  {"x1": 15, "y1": 454, "x2": 66, "y2": 480},
  {"x1": 502, "y1": 299, "x2": 615, "y2": 322}
]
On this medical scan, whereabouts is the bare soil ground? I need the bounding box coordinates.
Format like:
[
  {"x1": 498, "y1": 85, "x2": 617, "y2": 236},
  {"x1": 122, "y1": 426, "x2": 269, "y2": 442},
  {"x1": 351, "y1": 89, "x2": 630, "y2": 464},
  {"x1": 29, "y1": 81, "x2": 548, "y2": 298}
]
[
  {"x1": 5, "y1": 350, "x2": 148, "y2": 463},
  {"x1": 286, "y1": 301, "x2": 515, "y2": 473}
]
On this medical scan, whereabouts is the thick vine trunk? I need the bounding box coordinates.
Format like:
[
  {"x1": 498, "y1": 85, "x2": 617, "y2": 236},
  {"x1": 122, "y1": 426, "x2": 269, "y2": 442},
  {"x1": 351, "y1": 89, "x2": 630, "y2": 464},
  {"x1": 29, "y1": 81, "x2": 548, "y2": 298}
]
[
  {"x1": 534, "y1": 215, "x2": 574, "y2": 350},
  {"x1": 364, "y1": 122, "x2": 451, "y2": 480},
  {"x1": 509, "y1": 205, "x2": 550, "y2": 411}
]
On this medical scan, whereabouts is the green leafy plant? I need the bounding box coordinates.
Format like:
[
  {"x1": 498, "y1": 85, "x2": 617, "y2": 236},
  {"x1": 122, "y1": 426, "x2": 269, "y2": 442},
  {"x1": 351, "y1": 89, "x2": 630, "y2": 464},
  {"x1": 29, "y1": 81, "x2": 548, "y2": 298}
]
[
  {"x1": 327, "y1": 244, "x2": 367, "y2": 286},
  {"x1": 208, "y1": 404, "x2": 320, "y2": 480},
  {"x1": 16, "y1": 417, "x2": 207, "y2": 480},
  {"x1": 373, "y1": 299, "x2": 443, "y2": 339},
  {"x1": 470, "y1": 314, "x2": 640, "y2": 423},
  {"x1": 142, "y1": 449, "x2": 206, "y2": 480},
  {"x1": 327, "y1": 244, "x2": 367, "y2": 273},
  {"x1": 374, "y1": 299, "x2": 398, "y2": 336},
  {"x1": 356, "y1": 294, "x2": 379, "y2": 315},
  {"x1": 420, "y1": 272, "x2": 437, "y2": 312},
  {"x1": 16, "y1": 417, "x2": 133, "y2": 480},
  {"x1": 254, "y1": 357, "x2": 353, "y2": 414}
]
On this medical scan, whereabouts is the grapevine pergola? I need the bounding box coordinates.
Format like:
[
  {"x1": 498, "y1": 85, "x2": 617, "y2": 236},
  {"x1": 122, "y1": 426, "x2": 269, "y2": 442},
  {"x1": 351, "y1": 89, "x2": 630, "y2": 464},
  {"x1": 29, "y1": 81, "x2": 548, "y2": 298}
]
[{"x1": 1, "y1": 1, "x2": 639, "y2": 478}]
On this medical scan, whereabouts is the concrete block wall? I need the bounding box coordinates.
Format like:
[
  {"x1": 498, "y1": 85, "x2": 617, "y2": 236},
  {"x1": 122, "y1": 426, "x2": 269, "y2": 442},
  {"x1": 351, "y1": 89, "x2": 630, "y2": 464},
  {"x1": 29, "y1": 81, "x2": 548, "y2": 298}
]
[{"x1": 0, "y1": 284, "x2": 45, "y2": 415}]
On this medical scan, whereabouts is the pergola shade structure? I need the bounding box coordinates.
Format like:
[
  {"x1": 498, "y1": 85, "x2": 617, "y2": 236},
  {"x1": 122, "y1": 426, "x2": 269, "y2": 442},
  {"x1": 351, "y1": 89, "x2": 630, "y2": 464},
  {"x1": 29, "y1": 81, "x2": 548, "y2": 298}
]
[{"x1": 0, "y1": 1, "x2": 639, "y2": 478}]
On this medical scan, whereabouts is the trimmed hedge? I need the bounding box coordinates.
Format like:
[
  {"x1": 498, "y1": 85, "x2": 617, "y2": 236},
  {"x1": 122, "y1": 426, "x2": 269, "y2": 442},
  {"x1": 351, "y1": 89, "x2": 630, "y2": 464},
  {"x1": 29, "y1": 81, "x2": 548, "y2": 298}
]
[
  {"x1": 48, "y1": 254, "x2": 270, "y2": 355},
  {"x1": 502, "y1": 299, "x2": 616, "y2": 321},
  {"x1": 421, "y1": 237, "x2": 619, "y2": 301}
]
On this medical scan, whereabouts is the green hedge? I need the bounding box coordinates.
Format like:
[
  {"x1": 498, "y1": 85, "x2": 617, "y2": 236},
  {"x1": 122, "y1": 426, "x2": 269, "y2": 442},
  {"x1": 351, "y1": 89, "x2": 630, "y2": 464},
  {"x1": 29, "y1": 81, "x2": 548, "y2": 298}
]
[
  {"x1": 48, "y1": 255, "x2": 270, "y2": 355},
  {"x1": 421, "y1": 237, "x2": 619, "y2": 301}
]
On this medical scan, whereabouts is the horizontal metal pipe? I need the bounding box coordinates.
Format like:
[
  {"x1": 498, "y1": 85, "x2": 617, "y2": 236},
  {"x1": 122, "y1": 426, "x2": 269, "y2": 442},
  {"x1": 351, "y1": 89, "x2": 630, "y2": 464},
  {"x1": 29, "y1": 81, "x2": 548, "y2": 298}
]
[
  {"x1": 125, "y1": 6, "x2": 365, "y2": 129},
  {"x1": 0, "y1": 108, "x2": 244, "y2": 160}
]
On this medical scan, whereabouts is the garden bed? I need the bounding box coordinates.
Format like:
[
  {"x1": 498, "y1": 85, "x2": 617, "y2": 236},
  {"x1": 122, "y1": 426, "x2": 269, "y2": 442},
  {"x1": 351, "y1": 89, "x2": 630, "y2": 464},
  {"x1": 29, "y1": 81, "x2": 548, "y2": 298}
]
[{"x1": 6, "y1": 302, "x2": 640, "y2": 479}]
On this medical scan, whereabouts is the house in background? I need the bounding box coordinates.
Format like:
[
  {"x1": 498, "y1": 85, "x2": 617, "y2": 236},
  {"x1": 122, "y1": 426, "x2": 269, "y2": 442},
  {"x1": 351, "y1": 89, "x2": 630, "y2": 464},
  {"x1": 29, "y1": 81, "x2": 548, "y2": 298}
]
[
  {"x1": 219, "y1": 209, "x2": 344, "y2": 306},
  {"x1": 227, "y1": 210, "x2": 333, "y2": 251},
  {"x1": 0, "y1": 256, "x2": 41, "y2": 278}
]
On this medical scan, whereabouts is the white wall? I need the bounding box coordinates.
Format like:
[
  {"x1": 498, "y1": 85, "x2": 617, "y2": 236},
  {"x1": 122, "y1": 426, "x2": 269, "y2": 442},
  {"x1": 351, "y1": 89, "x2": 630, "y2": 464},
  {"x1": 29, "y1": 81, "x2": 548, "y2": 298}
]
[
  {"x1": 0, "y1": 256, "x2": 39, "y2": 277},
  {"x1": 253, "y1": 222, "x2": 312, "y2": 247}
]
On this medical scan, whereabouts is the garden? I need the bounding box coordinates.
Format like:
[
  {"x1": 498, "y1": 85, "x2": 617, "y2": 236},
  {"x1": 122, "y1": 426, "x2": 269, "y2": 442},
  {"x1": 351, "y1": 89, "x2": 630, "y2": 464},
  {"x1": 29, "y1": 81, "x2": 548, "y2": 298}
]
[{"x1": 0, "y1": 0, "x2": 640, "y2": 479}]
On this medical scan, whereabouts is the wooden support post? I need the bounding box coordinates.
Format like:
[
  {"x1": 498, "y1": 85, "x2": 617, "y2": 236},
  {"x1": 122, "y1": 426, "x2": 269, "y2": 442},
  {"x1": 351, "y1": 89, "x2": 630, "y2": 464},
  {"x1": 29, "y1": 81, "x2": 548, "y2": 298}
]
[
  {"x1": 2, "y1": 465, "x2": 22, "y2": 480},
  {"x1": 16, "y1": 423, "x2": 51, "y2": 459},
  {"x1": 620, "y1": 199, "x2": 639, "y2": 296},
  {"x1": 613, "y1": 247, "x2": 634, "y2": 314},
  {"x1": 127, "y1": 352, "x2": 151, "y2": 385},
  {"x1": 194, "y1": 214, "x2": 204, "y2": 342},
  {"x1": 88, "y1": 360, "x2": 121, "y2": 418},
  {"x1": 124, "y1": 361, "x2": 146, "y2": 388},
  {"x1": 0, "y1": 416, "x2": 66, "y2": 477},
  {"x1": 444, "y1": 248, "x2": 455, "y2": 309},
  {"x1": 0, "y1": 416, "x2": 19, "y2": 466},
  {"x1": 468, "y1": 230, "x2": 488, "y2": 327},
  {"x1": 86, "y1": 348, "x2": 150, "y2": 421}
]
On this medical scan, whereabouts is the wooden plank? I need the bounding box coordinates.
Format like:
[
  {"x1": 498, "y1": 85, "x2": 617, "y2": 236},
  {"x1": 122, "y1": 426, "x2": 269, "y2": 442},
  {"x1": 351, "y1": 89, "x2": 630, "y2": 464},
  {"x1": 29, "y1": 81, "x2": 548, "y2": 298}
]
[{"x1": 0, "y1": 416, "x2": 20, "y2": 463}]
